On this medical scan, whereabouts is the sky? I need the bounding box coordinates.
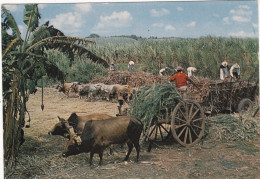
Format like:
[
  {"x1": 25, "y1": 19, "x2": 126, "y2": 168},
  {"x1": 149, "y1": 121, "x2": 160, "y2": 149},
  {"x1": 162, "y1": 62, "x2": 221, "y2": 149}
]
[{"x1": 1, "y1": 1, "x2": 259, "y2": 39}]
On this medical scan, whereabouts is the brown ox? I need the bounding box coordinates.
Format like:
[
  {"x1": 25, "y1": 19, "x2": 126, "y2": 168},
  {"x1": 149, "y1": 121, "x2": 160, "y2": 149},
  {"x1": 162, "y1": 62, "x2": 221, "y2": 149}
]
[
  {"x1": 48, "y1": 113, "x2": 112, "y2": 138},
  {"x1": 109, "y1": 85, "x2": 134, "y2": 102},
  {"x1": 62, "y1": 116, "x2": 143, "y2": 166},
  {"x1": 56, "y1": 82, "x2": 78, "y2": 96}
]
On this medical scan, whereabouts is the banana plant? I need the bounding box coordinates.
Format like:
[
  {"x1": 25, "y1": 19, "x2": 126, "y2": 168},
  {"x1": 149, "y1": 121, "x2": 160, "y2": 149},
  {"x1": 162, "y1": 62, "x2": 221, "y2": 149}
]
[{"x1": 2, "y1": 4, "x2": 108, "y2": 171}]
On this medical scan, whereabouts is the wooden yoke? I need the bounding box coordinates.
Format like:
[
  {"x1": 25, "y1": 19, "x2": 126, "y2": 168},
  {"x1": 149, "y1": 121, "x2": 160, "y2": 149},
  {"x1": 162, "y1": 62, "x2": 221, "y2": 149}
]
[{"x1": 64, "y1": 121, "x2": 82, "y2": 145}]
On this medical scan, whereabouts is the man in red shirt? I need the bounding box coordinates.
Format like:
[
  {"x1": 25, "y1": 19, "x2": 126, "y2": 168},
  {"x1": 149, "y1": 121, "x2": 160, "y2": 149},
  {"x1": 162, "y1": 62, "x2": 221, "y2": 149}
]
[{"x1": 170, "y1": 66, "x2": 198, "y2": 99}]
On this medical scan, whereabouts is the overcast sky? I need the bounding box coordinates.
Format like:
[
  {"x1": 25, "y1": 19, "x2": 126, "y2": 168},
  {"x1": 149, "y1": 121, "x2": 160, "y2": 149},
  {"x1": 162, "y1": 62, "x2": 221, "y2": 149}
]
[{"x1": 2, "y1": 1, "x2": 259, "y2": 38}]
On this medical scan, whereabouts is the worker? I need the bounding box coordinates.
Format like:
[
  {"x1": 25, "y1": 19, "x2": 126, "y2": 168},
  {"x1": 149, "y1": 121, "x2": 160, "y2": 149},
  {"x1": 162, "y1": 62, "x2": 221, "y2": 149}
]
[
  {"x1": 230, "y1": 63, "x2": 240, "y2": 80},
  {"x1": 159, "y1": 67, "x2": 169, "y2": 76},
  {"x1": 128, "y1": 61, "x2": 135, "y2": 72},
  {"x1": 220, "y1": 61, "x2": 228, "y2": 80},
  {"x1": 187, "y1": 67, "x2": 197, "y2": 78},
  {"x1": 110, "y1": 63, "x2": 116, "y2": 71},
  {"x1": 170, "y1": 66, "x2": 199, "y2": 100}
]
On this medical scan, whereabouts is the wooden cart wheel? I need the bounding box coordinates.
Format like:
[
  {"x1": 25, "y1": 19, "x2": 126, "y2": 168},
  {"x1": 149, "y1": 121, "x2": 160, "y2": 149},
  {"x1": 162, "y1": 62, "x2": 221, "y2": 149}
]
[
  {"x1": 171, "y1": 100, "x2": 206, "y2": 147},
  {"x1": 146, "y1": 121, "x2": 171, "y2": 142},
  {"x1": 237, "y1": 98, "x2": 253, "y2": 114}
]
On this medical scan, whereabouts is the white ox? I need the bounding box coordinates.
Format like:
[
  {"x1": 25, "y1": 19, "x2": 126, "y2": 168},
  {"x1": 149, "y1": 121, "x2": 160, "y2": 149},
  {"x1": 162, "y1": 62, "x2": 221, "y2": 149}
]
[{"x1": 78, "y1": 83, "x2": 104, "y2": 99}]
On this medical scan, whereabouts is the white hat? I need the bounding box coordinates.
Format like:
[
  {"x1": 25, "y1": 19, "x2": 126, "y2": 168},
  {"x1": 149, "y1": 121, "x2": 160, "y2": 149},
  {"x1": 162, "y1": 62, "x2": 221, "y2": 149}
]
[
  {"x1": 222, "y1": 61, "x2": 228, "y2": 67},
  {"x1": 233, "y1": 63, "x2": 240, "y2": 68},
  {"x1": 176, "y1": 66, "x2": 183, "y2": 71}
]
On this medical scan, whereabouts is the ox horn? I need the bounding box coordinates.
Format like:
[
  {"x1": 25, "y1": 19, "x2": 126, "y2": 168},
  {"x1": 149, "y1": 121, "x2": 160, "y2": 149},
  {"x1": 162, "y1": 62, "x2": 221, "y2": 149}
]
[
  {"x1": 57, "y1": 116, "x2": 65, "y2": 122},
  {"x1": 66, "y1": 125, "x2": 82, "y2": 145}
]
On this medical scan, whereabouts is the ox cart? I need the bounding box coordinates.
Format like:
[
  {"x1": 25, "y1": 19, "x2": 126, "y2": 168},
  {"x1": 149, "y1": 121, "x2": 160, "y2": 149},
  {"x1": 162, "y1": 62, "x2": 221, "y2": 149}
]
[{"x1": 144, "y1": 80, "x2": 258, "y2": 148}]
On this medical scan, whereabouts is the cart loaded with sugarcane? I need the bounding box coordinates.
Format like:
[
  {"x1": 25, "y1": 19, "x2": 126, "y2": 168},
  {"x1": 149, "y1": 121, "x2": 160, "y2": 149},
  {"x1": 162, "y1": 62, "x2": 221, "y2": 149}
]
[{"x1": 129, "y1": 79, "x2": 258, "y2": 148}]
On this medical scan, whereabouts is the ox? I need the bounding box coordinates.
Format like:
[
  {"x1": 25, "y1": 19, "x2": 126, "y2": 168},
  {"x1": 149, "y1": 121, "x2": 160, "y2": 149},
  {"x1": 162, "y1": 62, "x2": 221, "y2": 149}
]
[
  {"x1": 109, "y1": 85, "x2": 134, "y2": 102},
  {"x1": 56, "y1": 82, "x2": 79, "y2": 96},
  {"x1": 78, "y1": 83, "x2": 103, "y2": 99},
  {"x1": 48, "y1": 113, "x2": 112, "y2": 138},
  {"x1": 62, "y1": 116, "x2": 143, "y2": 166},
  {"x1": 99, "y1": 84, "x2": 118, "y2": 101},
  {"x1": 70, "y1": 83, "x2": 88, "y2": 98}
]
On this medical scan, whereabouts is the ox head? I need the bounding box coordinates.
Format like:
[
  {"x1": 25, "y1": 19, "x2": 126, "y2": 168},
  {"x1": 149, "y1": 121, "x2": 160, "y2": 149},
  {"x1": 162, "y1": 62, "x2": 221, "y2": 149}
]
[
  {"x1": 48, "y1": 116, "x2": 70, "y2": 138},
  {"x1": 62, "y1": 136, "x2": 81, "y2": 158},
  {"x1": 56, "y1": 84, "x2": 65, "y2": 92}
]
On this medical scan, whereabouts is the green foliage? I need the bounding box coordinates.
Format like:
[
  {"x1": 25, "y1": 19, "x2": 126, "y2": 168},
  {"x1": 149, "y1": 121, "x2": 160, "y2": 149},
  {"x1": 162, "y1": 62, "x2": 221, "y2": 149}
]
[
  {"x1": 90, "y1": 36, "x2": 258, "y2": 80},
  {"x1": 23, "y1": 4, "x2": 40, "y2": 33},
  {"x1": 67, "y1": 59, "x2": 108, "y2": 83},
  {"x1": 45, "y1": 49, "x2": 108, "y2": 83},
  {"x1": 87, "y1": 33, "x2": 100, "y2": 38},
  {"x1": 129, "y1": 83, "x2": 181, "y2": 129},
  {"x1": 2, "y1": 4, "x2": 108, "y2": 170}
]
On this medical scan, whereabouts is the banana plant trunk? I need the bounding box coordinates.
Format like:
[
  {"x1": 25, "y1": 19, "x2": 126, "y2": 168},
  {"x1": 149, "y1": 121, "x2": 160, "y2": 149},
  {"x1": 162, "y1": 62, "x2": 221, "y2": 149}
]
[{"x1": 4, "y1": 70, "x2": 25, "y2": 172}]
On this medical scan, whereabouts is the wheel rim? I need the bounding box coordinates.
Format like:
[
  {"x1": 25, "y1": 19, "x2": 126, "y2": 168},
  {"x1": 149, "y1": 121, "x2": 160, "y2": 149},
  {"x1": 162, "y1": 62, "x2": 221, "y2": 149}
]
[{"x1": 171, "y1": 100, "x2": 205, "y2": 147}]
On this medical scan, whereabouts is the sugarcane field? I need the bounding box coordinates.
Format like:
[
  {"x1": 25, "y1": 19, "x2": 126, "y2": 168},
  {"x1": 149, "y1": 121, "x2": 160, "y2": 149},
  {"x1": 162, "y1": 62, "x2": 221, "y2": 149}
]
[{"x1": 2, "y1": 2, "x2": 260, "y2": 179}]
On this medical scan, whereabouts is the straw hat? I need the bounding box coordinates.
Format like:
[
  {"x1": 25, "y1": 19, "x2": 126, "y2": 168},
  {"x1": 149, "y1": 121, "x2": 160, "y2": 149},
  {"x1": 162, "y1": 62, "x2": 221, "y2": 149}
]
[
  {"x1": 176, "y1": 66, "x2": 183, "y2": 71},
  {"x1": 222, "y1": 61, "x2": 228, "y2": 67},
  {"x1": 232, "y1": 63, "x2": 240, "y2": 68}
]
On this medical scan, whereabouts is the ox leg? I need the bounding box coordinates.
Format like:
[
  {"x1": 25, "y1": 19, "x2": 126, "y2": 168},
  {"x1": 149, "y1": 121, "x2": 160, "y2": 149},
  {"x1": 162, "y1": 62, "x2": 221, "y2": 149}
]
[
  {"x1": 89, "y1": 151, "x2": 94, "y2": 166},
  {"x1": 124, "y1": 142, "x2": 133, "y2": 161},
  {"x1": 133, "y1": 142, "x2": 140, "y2": 162},
  {"x1": 98, "y1": 151, "x2": 103, "y2": 166}
]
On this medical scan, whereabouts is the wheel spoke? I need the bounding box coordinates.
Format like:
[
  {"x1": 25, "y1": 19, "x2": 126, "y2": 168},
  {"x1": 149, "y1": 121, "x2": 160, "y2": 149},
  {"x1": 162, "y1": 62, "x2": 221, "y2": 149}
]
[
  {"x1": 192, "y1": 124, "x2": 203, "y2": 130},
  {"x1": 190, "y1": 126, "x2": 199, "y2": 137},
  {"x1": 189, "y1": 103, "x2": 194, "y2": 120},
  {"x1": 184, "y1": 127, "x2": 189, "y2": 144},
  {"x1": 148, "y1": 125, "x2": 156, "y2": 138},
  {"x1": 192, "y1": 118, "x2": 203, "y2": 122},
  {"x1": 190, "y1": 108, "x2": 200, "y2": 120},
  {"x1": 154, "y1": 126, "x2": 158, "y2": 140},
  {"x1": 175, "y1": 116, "x2": 186, "y2": 123},
  {"x1": 160, "y1": 124, "x2": 170, "y2": 134},
  {"x1": 185, "y1": 103, "x2": 189, "y2": 119},
  {"x1": 188, "y1": 127, "x2": 193, "y2": 144},
  {"x1": 177, "y1": 126, "x2": 187, "y2": 138},
  {"x1": 175, "y1": 123, "x2": 186, "y2": 129},
  {"x1": 159, "y1": 126, "x2": 164, "y2": 140},
  {"x1": 178, "y1": 107, "x2": 186, "y2": 119}
]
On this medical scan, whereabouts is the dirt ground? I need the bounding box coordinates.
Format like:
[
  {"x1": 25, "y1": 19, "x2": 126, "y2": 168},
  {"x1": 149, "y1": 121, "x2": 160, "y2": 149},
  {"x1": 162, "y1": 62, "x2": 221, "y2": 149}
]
[{"x1": 5, "y1": 87, "x2": 260, "y2": 179}]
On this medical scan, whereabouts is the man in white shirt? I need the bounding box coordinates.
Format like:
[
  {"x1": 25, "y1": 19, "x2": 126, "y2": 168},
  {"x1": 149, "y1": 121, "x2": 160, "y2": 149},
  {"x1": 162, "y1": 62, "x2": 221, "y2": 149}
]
[
  {"x1": 230, "y1": 63, "x2": 240, "y2": 80},
  {"x1": 220, "y1": 61, "x2": 228, "y2": 80},
  {"x1": 187, "y1": 67, "x2": 197, "y2": 78},
  {"x1": 128, "y1": 61, "x2": 135, "y2": 72},
  {"x1": 159, "y1": 67, "x2": 169, "y2": 76}
]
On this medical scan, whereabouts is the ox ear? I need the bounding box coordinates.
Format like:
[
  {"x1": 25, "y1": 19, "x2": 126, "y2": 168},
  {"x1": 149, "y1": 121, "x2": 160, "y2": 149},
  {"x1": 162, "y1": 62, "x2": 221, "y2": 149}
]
[{"x1": 57, "y1": 116, "x2": 65, "y2": 122}]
